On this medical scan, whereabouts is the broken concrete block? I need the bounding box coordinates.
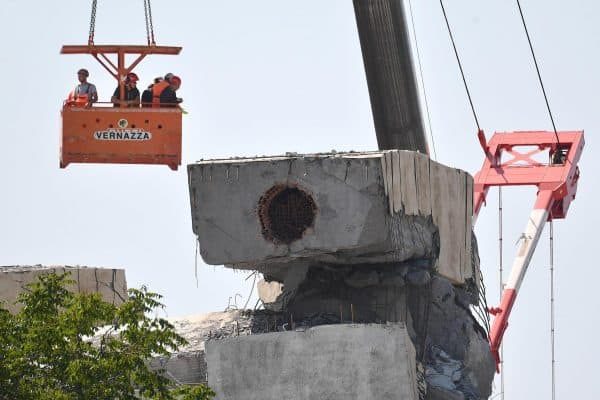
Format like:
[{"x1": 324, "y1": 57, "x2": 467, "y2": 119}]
[
  {"x1": 206, "y1": 323, "x2": 420, "y2": 400},
  {"x1": 150, "y1": 352, "x2": 207, "y2": 385},
  {"x1": 256, "y1": 279, "x2": 282, "y2": 304},
  {"x1": 0, "y1": 265, "x2": 127, "y2": 313},
  {"x1": 188, "y1": 150, "x2": 473, "y2": 284}
]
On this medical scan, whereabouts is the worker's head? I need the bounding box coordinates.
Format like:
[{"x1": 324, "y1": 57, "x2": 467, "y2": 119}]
[
  {"x1": 125, "y1": 72, "x2": 139, "y2": 87},
  {"x1": 170, "y1": 76, "x2": 181, "y2": 90},
  {"x1": 164, "y1": 72, "x2": 174, "y2": 83},
  {"x1": 147, "y1": 77, "x2": 163, "y2": 89},
  {"x1": 77, "y1": 68, "x2": 89, "y2": 83}
]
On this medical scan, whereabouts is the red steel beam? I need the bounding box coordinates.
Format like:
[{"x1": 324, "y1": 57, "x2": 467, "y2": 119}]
[
  {"x1": 61, "y1": 45, "x2": 181, "y2": 55},
  {"x1": 473, "y1": 131, "x2": 584, "y2": 221}
]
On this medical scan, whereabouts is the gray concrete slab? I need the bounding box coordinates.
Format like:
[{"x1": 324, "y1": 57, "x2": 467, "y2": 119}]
[
  {"x1": 188, "y1": 150, "x2": 473, "y2": 284},
  {"x1": 206, "y1": 323, "x2": 419, "y2": 400},
  {"x1": 0, "y1": 265, "x2": 127, "y2": 313}
]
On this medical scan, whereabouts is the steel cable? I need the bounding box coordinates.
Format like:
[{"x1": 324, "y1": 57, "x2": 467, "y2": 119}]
[
  {"x1": 143, "y1": 0, "x2": 150, "y2": 45},
  {"x1": 439, "y1": 0, "x2": 481, "y2": 132},
  {"x1": 146, "y1": 0, "x2": 156, "y2": 45},
  {"x1": 143, "y1": 0, "x2": 157, "y2": 45},
  {"x1": 498, "y1": 188, "x2": 505, "y2": 400},
  {"x1": 515, "y1": 1, "x2": 561, "y2": 145},
  {"x1": 88, "y1": 0, "x2": 98, "y2": 45},
  {"x1": 549, "y1": 220, "x2": 556, "y2": 400},
  {"x1": 407, "y1": 0, "x2": 437, "y2": 160}
]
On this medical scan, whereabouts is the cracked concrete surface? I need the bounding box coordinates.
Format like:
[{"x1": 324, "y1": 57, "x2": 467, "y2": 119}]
[{"x1": 188, "y1": 150, "x2": 473, "y2": 284}]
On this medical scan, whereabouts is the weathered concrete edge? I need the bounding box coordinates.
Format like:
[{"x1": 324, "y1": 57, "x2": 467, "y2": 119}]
[{"x1": 0, "y1": 265, "x2": 127, "y2": 313}]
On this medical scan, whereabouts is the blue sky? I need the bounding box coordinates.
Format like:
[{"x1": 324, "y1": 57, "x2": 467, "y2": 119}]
[{"x1": 0, "y1": 1, "x2": 597, "y2": 398}]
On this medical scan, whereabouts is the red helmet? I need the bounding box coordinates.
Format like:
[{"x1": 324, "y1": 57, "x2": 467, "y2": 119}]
[
  {"x1": 171, "y1": 76, "x2": 181, "y2": 85},
  {"x1": 126, "y1": 72, "x2": 139, "y2": 82}
]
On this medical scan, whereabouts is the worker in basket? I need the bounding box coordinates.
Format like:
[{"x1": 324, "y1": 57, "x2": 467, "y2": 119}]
[
  {"x1": 67, "y1": 68, "x2": 98, "y2": 108},
  {"x1": 151, "y1": 73, "x2": 183, "y2": 107},
  {"x1": 111, "y1": 72, "x2": 141, "y2": 108},
  {"x1": 141, "y1": 76, "x2": 163, "y2": 107}
]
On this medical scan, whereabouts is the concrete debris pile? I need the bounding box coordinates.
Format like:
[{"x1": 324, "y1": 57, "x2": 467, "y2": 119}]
[
  {"x1": 0, "y1": 265, "x2": 127, "y2": 313},
  {"x1": 187, "y1": 150, "x2": 495, "y2": 400}
]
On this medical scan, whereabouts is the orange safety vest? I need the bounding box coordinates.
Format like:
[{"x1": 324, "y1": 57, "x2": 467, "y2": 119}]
[
  {"x1": 151, "y1": 80, "x2": 170, "y2": 108},
  {"x1": 66, "y1": 91, "x2": 89, "y2": 108}
]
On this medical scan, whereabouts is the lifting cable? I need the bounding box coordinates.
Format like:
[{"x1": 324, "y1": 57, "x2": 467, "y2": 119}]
[
  {"x1": 515, "y1": 1, "x2": 560, "y2": 145},
  {"x1": 441, "y1": 3, "x2": 562, "y2": 399},
  {"x1": 439, "y1": 0, "x2": 481, "y2": 132},
  {"x1": 517, "y1": 3, "x2": 559, "y2": 393},
  {"x1": 407, "y1": 0, "x2": 437, "y2": 160},
  {"x1": 498, "y1": 188, "x2": 505, "y2": 400},
  {"x1": 143, "y1": 0, "x2": 157, "y2": 46},
  {"x1": 88, "y1": 0, "x2": 98, "y2": 45},
  {"x1": 549, "y1": 220, "x2": 556, "y2": 400},
  {"x1": 88, "y1": 0, "x2": 157, "y2": 46}
]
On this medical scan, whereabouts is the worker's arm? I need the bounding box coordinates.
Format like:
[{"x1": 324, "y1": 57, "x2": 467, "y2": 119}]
[
  {"x1": 89, "y1": 85, "x2": 98, "y2": 104},
  {"x1": 110, "y1": 96, "x2": 120, "y2": 105},
  {"x1": 110, "y1": 87, "x2": 120, "y2": 106}
]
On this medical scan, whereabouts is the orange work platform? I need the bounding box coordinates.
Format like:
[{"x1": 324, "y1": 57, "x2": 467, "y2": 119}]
[
  {"x1": 61, "y1": 104, "x2": 182, "y2": 170},
  {"x1": 60, "y1": 44, "x2": 183, "y2": 170}
]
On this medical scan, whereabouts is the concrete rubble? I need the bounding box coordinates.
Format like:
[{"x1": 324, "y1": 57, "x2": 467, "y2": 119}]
[
  {"x1": 186, "y1": 150, "x2": 495, "y2": 400},
  {"x1": 0, "y1": 265, "x2": 127, "y2": 313}
]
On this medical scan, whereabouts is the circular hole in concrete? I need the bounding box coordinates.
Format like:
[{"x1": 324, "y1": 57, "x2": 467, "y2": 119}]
[{"x1": 258, "y1": 185, "x2": 316, "y2": 244}]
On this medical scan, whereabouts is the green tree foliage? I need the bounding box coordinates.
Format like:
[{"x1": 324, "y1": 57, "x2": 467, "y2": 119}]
[{"x1": 0, "y1": 273, "x2": 215, "y2": 400}]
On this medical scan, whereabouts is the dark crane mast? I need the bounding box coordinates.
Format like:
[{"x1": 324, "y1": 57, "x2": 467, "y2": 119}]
[{"x1": 353, "y1": 0, "x2": 429, "y2": 154}]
